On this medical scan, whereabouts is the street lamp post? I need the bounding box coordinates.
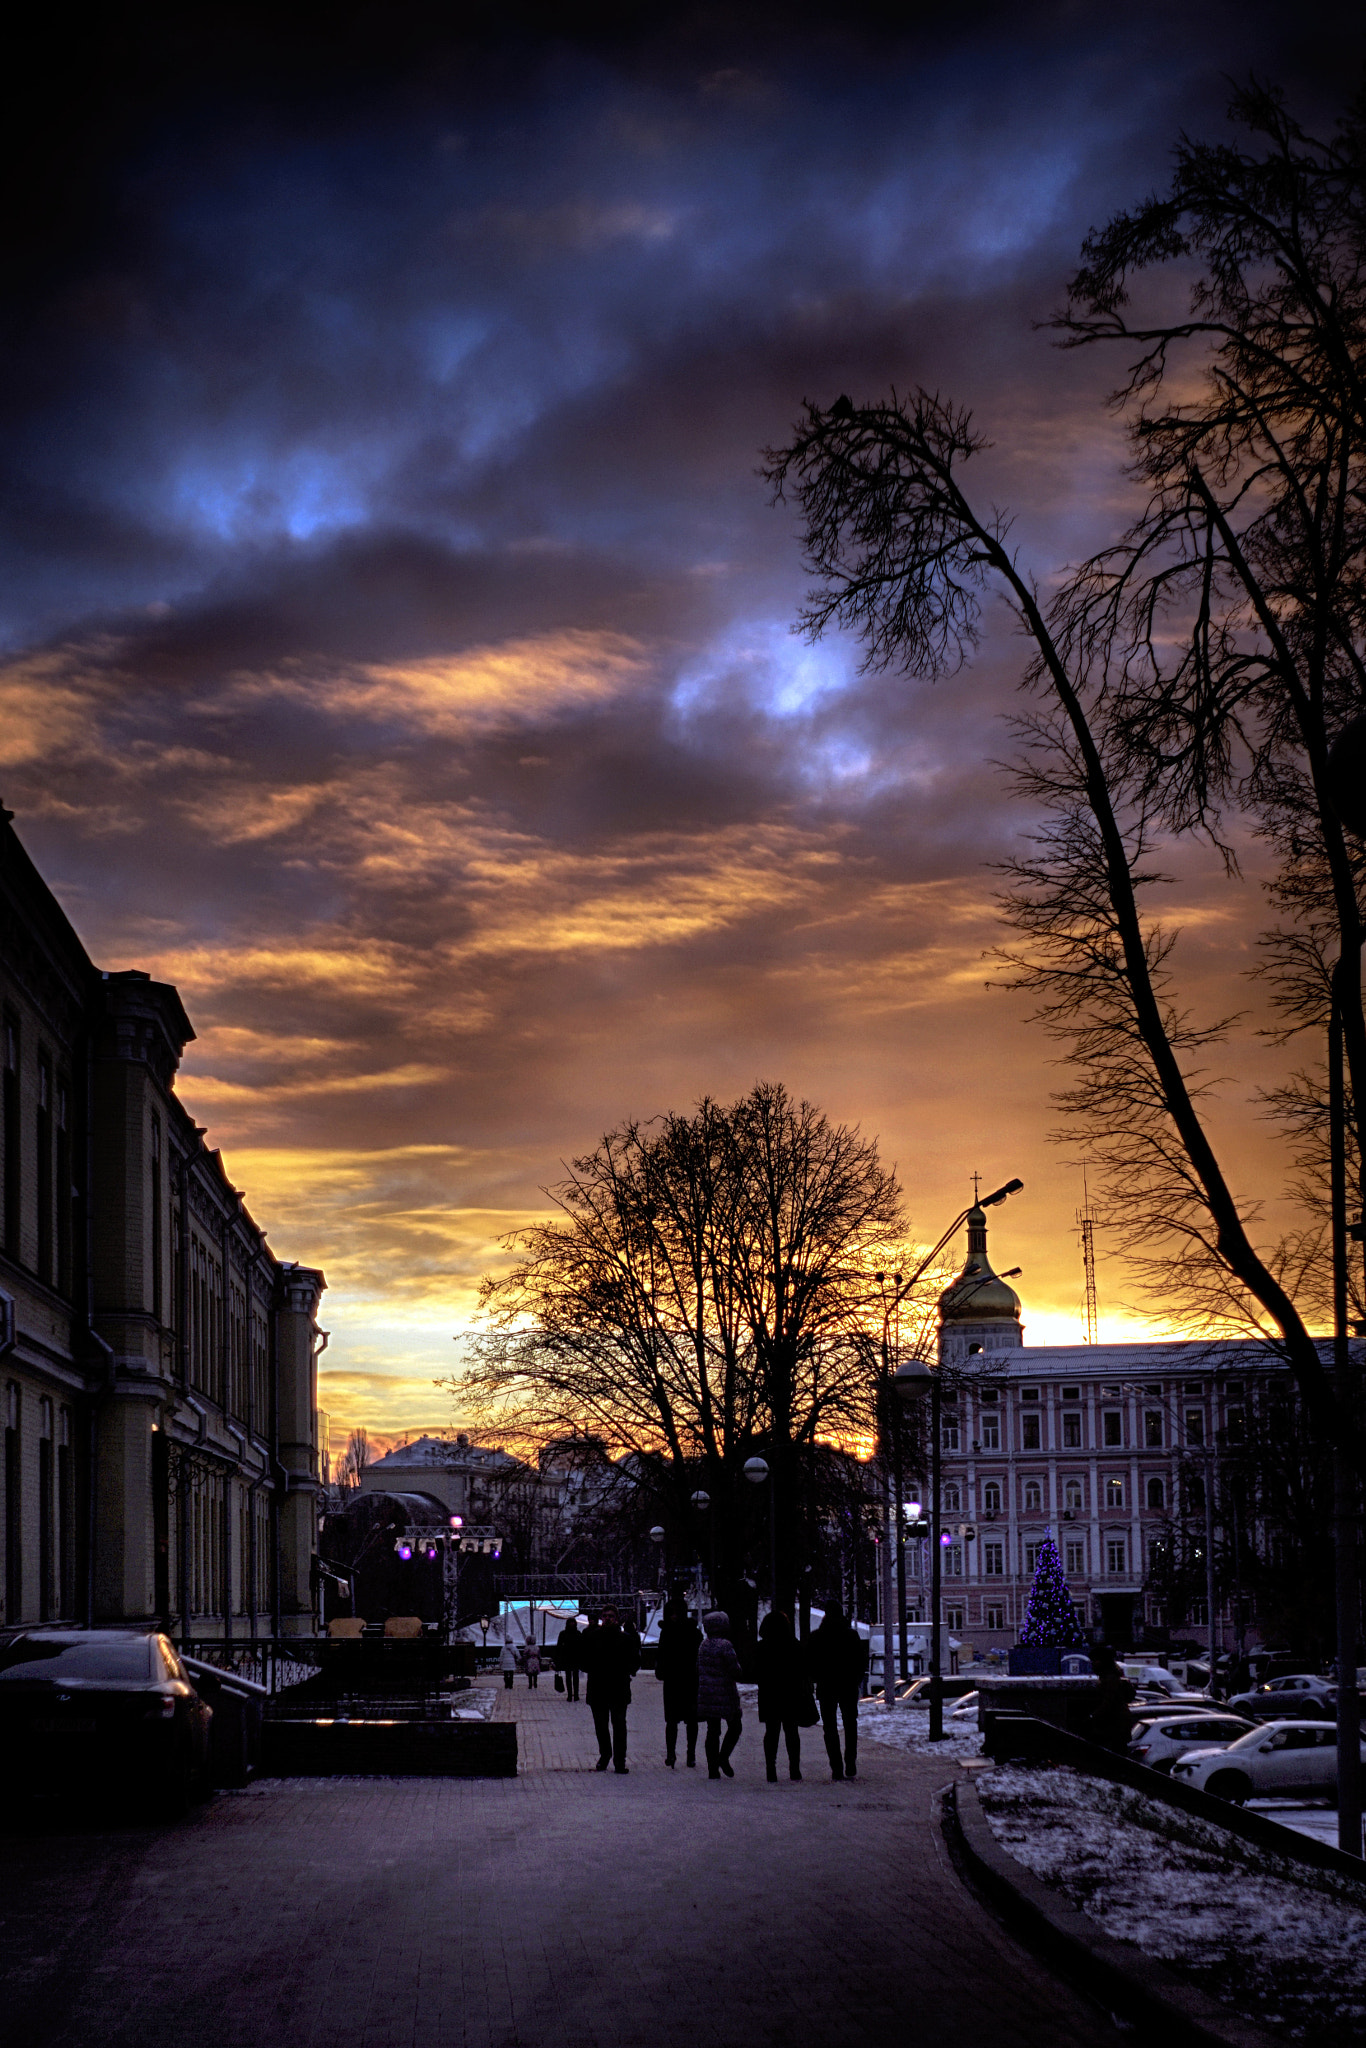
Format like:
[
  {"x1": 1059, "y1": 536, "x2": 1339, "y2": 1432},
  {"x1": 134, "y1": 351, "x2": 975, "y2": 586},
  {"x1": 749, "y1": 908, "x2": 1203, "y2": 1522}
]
[
  {"x1": 892, "y1": 1178, "x2": 1024, "y2": 1741},
  {"x1": 690, "y1": 1489, "x2": 711, "y2": 1622},
  {"x1": 743, "y1": 1457, "x2": 776, "y2": 1615}
]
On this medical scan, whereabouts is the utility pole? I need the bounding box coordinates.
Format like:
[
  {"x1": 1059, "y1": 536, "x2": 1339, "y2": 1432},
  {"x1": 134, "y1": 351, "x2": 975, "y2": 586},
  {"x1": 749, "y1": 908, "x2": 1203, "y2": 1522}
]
[
  {"x1": 1331, "y1": 1001, "x2": 1362, "y2": 1858},
  {"x1": 1078, "y1": 1169, "x2": 1098, "y2": 1346}
]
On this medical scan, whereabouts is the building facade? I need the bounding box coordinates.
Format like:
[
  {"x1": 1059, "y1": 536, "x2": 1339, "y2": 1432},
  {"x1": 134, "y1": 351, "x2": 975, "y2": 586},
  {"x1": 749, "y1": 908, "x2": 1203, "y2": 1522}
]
[
  {"x1": 924, "y1": 1200, "x2": 1304, "y2": 1655},
  {"x1": 0, "y1": 804, "x2": 325, "y2": 1639}
]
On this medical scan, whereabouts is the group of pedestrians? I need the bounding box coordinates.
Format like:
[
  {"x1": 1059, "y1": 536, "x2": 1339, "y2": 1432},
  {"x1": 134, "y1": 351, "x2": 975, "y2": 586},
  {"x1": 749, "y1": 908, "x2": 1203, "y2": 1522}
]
[
  {"x1": 653, "y1": 1597, "x2": 868, "y2": 1783},
  {"x1": 512, "y1": 1597, "x2": 867, "y2": 1781}
]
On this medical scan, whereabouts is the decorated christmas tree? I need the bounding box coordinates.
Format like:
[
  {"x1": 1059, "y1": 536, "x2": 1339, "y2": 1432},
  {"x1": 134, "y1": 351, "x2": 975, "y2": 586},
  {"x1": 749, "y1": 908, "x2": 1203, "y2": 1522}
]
[{"x1": 1018, "y1": 1529, "x2": 1086, "y2": 1647}]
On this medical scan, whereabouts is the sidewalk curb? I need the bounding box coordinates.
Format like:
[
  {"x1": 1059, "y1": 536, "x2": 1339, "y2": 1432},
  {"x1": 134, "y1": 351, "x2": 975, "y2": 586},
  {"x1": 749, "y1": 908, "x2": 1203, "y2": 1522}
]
[{"x1": 947, "y1": 1778, "x2": 1280, "y2": 2048}]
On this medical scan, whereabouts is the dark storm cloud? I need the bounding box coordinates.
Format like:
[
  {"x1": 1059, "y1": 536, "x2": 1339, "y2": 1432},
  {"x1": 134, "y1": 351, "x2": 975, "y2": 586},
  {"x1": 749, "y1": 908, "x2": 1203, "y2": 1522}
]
[{"x1": 4, "y1": 1, "x2": 1362, "y2": 1433}]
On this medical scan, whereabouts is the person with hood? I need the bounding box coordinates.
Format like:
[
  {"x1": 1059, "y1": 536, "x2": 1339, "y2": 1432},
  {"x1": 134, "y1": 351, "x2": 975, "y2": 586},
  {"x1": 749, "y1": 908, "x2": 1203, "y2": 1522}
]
[
  {"x1": 524, "y1": 1639, "x2": 541, "y2": 1688},
  {"x1": 586, "y1": 1605, "x2": 638, "y2": 1773},
  {"x1": 556, "y1": 1616, "x2": 582, "y2": 1701},
  {"x1": 696, "y1": 1610, "x2": 744, "y2": 1778},
  {"x1": 655, "y1": 1597, "x2": 701, "y2": 1768},
  {"x1": 810, "y1": 1603, "x2": 867, "y2": 1781},
  {"x1": 756, "y1": 1609, "x2": 807, "y2": 1782},
  {"x1": 498, "y1": 1636, "x2": 517, "y2": 1690}
]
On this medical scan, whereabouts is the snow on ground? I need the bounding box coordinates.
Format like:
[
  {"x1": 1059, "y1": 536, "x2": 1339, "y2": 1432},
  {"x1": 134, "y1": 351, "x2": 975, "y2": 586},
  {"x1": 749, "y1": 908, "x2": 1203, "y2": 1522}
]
[
  {"x1": 856, "y1": 1701, "x2": 982, "y2": 1761},
  {"x1": 978, "y1": 1764, "x2": 1366, "y2": 2043}
]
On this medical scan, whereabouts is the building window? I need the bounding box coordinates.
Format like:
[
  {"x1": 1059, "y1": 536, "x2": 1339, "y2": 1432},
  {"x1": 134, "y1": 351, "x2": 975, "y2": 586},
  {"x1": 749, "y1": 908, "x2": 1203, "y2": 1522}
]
[
  {"x1": 945, "y1": 1545, "x2": 963, "y2": 1578},
  {"x1": 1104, "y1": 1476, "x2": 1124, "y2": 1509},
  {"x1": 38, "y1": 1396, "x2": 54, "y2": 1621},
  {"x1": 36, "y1": 1052, "x2": 52, "y2": 1285},
  {"x1": 1224, "y1": 1405, "x2": 1245, "y2": 1444},
  {"x1": 1062, "y1": 1412, "x2": 1082, "y2": 1447},
  {"x1": 1147, "y1": 1535, "x2": 1168, "y2": 1572},
  {"x1": 1146, "y1": 1476, "x2": 1165, "y2": 1510},
  {"x1": 2, "y1": 1014, "x2": 18, "y2": 1259},
  {"x1": 943, "y1": 1482, "x2": 961, "y2": 1513},
  {"x1": 1020, "y1": 1387, "x2": 1039, "y2": 1402},
  {"x1": 1185, "y1": 1409, "x2": 1206, "y2": 1447},
  {"x1": 1065, "y1": 1539, "x2": 1085, "y2": 1576},
  {"x1": 1021, "y1": 1414, "x2": 1041, "y2": 1450},
  {"x1": 1064, "y1": 1477, "x2": 1083, "y2": 1511},
  {"x1": 1024, "y1": 1541, "x2": 1041, "y2": 1575},
  {"x1": 1071, "y1": 1601, "x2": 1088, "y2": 1631},
  {"x1": 942, "y1": 1410, "x2": 960, "y2": 1452},
  {"x1": 980, "y1": 1414, "x2": 1000, "y2": 1451},
  {"x1": 1184, "y1": 1471, "x2": 1206, "y2": 1515},
  {"x1": 984, "y1": 1601, "x2": 1005, "y2": 1630},
  {"x1": 1106, "y1": 1537, "x2": 1127, "y2": 1576},
  {"x1": 151, "y1": 1118, "x2": 163, "y2": 1323},
  {"x1": 1102, "y1": 1410, "x2": 1123, "y2": 1446},
  {"x1": 4, "y1": 1381, "x2": 19, "y2": 1621},
  {"x1": 1183, "y1": 1380, "x2": 1203, "y2": 1395},
  {"x1": 944, "y1": 1604, "x2": 964, "y2": 1631},
  {"x1": 55, "y1": 1079, "x2": 71, "y2": 1297},
  {"x1": 984, "y1": 1540, "x2": 1004, "y2": 1575},
  {"x1": 980, "y1": 1388, "x2": 998, "y2": 1403},
  {"x1": 1024, "y1": 1479, "x2": 1043, "y2": 1512},
  {"x1": 983, "y1": 1481, "x2": 1001, "y2": 1514},
  {"x1": 1061, "y1": 1386, "x2": 1080, "y2": 1401},
  {"x1": 58, "y1": 1405, "x2": 73, "y2": 1617},
  {"x1": 1144, "y1": 1411, "x2": 1163, "y2": 1447}
]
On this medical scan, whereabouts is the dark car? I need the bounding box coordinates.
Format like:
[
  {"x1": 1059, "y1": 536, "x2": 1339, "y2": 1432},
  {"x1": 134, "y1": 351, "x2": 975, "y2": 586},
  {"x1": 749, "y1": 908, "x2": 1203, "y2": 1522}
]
[
  {"x1": 1226, "y1": 1673, "x2": 1337, "y2": 1722},
  {"x1": 0, "y1": 1629, "x2": 213, "y2": 1813}
]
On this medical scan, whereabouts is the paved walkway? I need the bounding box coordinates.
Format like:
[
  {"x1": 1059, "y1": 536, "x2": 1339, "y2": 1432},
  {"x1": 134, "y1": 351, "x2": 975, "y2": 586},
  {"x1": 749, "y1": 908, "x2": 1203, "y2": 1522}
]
[{"x1": 0, "y1": 1677, "x2": 1118, "y2": 2048}]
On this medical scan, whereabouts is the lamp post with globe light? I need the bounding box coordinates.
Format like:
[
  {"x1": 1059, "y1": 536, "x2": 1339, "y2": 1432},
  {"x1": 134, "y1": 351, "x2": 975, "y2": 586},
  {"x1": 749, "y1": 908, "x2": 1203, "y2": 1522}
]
[
  {"x1": 743, "y1": 1456, "x2": 776, "y2": 1617},
  {"x1": 892, "y1": 1177, "x2": 1024, "y2": 1739}
]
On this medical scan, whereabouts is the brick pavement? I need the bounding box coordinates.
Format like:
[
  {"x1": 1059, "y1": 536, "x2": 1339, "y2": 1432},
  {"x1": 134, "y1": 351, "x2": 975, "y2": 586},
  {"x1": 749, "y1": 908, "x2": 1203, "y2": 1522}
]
[{"x1": 0, "y1": 1676, "x2": 1117, "y2": 2048}]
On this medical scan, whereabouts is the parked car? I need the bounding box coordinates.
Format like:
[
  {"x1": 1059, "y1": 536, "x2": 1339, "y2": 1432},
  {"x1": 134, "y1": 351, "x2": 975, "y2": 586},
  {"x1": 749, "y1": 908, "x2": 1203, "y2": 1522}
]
[
  {"x1": 1127, "y1": 1711, "x2": 1255, "y2": 1773},
  {"x1": 1226, "y1": 1673, "x2": 1337, "y2": 1721},
  {"x1": 946, "y1": 1691, "x2": 980, "y2": 1728},
  {"x1": 892, "y1": 1676, "x2": 979, "y2": 1708},
  {"x1": 0, "y1": 1629, "x2": 213, "y2": 1813},
  {"x1": 1132, "y1": 1684, "x2": 1213, "y2": 1708},
  {"x1": 1171, "y1": 1719, "x2": 1365, "y2": 1802}
]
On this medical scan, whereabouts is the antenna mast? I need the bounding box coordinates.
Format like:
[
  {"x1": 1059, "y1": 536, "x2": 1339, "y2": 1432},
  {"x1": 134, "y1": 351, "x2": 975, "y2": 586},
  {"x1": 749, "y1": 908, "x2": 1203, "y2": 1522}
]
[{"x1": 1077, "y1": 1169, "x2": 1098, "y2": 1344}]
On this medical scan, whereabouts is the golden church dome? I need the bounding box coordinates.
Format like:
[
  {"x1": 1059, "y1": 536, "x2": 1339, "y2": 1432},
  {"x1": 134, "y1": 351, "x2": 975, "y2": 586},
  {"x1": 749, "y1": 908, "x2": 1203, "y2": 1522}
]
[{"x1": 938, "y1": 1205, "x2": 1022, "y2": 1324}]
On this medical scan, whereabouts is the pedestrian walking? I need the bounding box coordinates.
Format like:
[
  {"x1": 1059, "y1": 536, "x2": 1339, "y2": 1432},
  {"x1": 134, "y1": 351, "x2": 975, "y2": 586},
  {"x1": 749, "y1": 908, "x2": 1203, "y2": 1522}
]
[
  {"x1": 587, "y1": 1605, "x2": 638, "y2": 1773},
  {"x1": 524, "y1": 1640, "x2": 541, "y2": 1689},
  {"x1": 697, "y1": 1610, "x2": 743, "y2": 1779},
  {"x1": 655, "y1": 1596, "x2": 701, "y2": 1767},
  {"x1": 557, "y1": 1616, "x2": 582, "y2": 1700},
  {"x1": 810, "y1": 1603, "x2": 866, "y2": 1781},
  {"x1": 756, "y1": 1608, "x2": 810, "y2": 1782},
  {"x1": 499, "y1": 1638, "x2": 516, "y2": 1690}
]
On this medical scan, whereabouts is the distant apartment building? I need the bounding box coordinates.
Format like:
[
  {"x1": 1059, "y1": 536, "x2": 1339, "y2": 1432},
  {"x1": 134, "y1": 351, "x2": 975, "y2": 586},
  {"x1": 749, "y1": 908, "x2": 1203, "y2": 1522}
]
[
  {"x1": 0, "y1": 804, "x2": 325, "y2": 1638},
  {"x1": 923, "y1": 1201, "x2": 1317, "y2": 1653}
]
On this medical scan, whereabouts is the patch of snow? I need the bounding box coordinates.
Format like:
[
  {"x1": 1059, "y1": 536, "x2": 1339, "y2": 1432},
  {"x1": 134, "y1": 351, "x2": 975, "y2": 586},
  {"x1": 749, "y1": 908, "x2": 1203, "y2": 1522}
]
[
  {"x1": 856, "y1": 1701, "x2": 982, "y2": 1760},
  {"x1": 978, "y1": 1765, "x2": 1366, "y2": 2042}
]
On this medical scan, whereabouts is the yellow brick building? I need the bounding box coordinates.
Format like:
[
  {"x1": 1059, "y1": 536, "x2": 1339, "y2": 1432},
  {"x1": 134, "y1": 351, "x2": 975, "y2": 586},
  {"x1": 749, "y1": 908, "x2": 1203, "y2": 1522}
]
[{"x1": 0, "y1": 804, "x2": 325, "y2": 1640}]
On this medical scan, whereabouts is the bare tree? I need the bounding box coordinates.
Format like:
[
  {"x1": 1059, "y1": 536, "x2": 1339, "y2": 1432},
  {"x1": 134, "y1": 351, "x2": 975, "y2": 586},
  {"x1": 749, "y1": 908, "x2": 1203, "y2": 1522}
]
[{"x1": 451, "y1": 1081, "x2": 906, "y2": 1608}]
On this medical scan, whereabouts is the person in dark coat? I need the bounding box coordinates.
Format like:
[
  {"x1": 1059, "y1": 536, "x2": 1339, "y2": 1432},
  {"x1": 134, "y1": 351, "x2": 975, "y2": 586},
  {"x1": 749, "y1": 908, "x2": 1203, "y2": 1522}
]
[
  {"x1": 557, "y1": 1616, "x2": 582, "y2": 1701},
  {"x1": 756, "y1": 1609, "x2": 806, "y2": 1782},
  {"x1": 696, "y1": 1609, "x2": 744, "y2": 1778},
  {"x1": 1088, "y1": 1643, "x2": 1138, "y2": 1753},
  {"x1": 586, "y1": 1606, "x2": 638, "y2": 1773},
  {"x1": 655, "y1": 1597, "x2": 701, "y2": 1767},
  {"x1": 810, "y1": 1603, "x2": 867, "y2": 1781}
]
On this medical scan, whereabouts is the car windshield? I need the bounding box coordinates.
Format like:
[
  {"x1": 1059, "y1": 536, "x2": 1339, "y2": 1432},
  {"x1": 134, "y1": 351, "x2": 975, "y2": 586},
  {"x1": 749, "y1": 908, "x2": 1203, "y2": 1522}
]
[{"x1": 0, "y1": 1636, "x2": 155, "y2": 1683}]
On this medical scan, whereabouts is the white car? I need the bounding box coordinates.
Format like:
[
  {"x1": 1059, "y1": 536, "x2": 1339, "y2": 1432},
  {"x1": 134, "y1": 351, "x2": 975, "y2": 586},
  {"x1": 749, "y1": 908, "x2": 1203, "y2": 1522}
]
[
  {"x1": 1127, "y1": 1711, "x2": 1254, "y2": 1773},
  {"x1": 946, "y1": 1692, "x2": 979, "y2": 1728},
  {"x1": 1172, "y1": 1719, "x2": 1365, "y2": 1802}
]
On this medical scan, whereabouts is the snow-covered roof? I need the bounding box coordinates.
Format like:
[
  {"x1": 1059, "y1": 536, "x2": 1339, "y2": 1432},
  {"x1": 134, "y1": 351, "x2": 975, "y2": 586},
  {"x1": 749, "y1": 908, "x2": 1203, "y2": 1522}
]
[
  {"x1": 368, "y1": 1434, "x2": 519, "y2": 1471},
  {"x1": 961, "y1": 1339, "x2": 1331, "y2": 1383}
]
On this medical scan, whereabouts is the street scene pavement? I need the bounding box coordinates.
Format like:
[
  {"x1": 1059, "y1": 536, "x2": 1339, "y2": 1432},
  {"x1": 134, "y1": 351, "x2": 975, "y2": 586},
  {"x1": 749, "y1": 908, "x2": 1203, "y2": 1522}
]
[{"x1": 0, "y1": 1678, "x2": 1118, "y2": 2048}]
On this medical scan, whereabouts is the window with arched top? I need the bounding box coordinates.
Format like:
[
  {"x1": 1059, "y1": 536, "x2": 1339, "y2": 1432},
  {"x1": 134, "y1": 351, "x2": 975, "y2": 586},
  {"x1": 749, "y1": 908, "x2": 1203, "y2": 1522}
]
[
  {"x1": 1024, "y1": 1480, "x2": 1043, "y2": 1512},
  {"x1": 1064, "y1": 1478, "x2": 1083, "y2": 1510},
  {"x1": 943, "y1": 1483, "x2": 961, "y2": 1513},
  {"x1": 1146, "y1": 1476, "x2": 1165, "y2": 1510},
  {"x1": 983, "y1": 1481, "x2": 1001, "y2": 1514}
]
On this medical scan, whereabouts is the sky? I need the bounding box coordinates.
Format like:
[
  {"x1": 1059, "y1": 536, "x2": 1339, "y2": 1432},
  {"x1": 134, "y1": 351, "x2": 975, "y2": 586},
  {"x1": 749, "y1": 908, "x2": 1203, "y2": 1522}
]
[{"x1": 3, "y1": 2, "x2": 1362, "y2": 1453}]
